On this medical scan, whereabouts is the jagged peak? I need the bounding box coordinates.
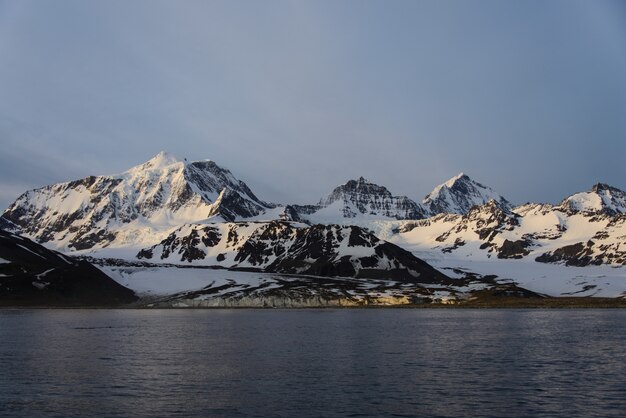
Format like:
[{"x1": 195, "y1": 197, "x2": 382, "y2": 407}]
[
  {"x1": 307, "y1": 176, "x2": 426, "y2": 220},
  {"x1": 591, "y1": 183, "x2": 624, "y2": 194},
  {"x1": 341, "y1": 176, "x2": 372, "y2": 187},
  {"x1": 186, "y1": 159, "x2": 230, "y2": 174},
  {"x1": 321, "y1": 177, "x2": 393, "y2": 205},
  {"x1": 425, "y1": 172, "x2": 477, "y2": 200}
]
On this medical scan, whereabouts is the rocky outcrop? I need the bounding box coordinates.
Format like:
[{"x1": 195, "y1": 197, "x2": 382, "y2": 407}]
[
  {"x1": 536, "y1": 238, "x2": 626, "y2": 266},
  {"x1": 497, "y1": 239, "x2": 531, "y2": 259}
]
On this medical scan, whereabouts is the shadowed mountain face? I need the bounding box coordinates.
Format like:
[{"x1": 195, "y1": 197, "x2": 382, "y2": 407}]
[
  {"x1": 0, "y1": 230, "x2": 137, "y2": 306},
  {"x1": 320, "y1": 177, "x2": 428, "y2": 219}
]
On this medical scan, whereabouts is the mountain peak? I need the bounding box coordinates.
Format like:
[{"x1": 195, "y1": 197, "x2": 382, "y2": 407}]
[
  {"x1": 444, "y1": 172, "x2": 468, "y2": 187},
  {"x1": 591, "y1": 183, "x2": 622, "y2": 194},
  {"x1": 322, "y1": 178, "x2": 392, "y2": 206},
  {"x1": 301, "y1": 178, "x2": 426, "y2": 221},
  {"x1": 561, "y1": 183, "x2": 626, "y2": 215},
  {"x1": 423, "y1": 173, "x2": 511, "y2": 215},
  {"x1": 143, "y1": 151, "x2": 180, "y2": 169},
  {"x1": 1, "y1": 153, "x2": 274, "y2": 250}
]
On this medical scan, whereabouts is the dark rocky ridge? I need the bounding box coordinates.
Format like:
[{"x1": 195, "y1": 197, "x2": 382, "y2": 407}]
[
  {"x1": 536, "y1": 236, "x2": 626, "y2": 266},
  {"x1": 0, "y1": 230, "x2": 137, "y2": 306}
]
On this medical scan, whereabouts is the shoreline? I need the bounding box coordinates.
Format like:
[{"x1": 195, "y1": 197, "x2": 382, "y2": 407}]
[{"x1": 2, "y1": 296, "x2": 626, "y2": 309}]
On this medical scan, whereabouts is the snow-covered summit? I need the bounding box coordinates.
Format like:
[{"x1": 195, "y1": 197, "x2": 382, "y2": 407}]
[
  {"x1": 1, "y1": 153, "x2": 274, "y2": 250},
  {"x1": 559, "y1": 183, "x2": 626, "y2": 215},
  {"x1": 135, "y1": 151, "x2": 180, "y2": 170},
  {"x1": 423, "y1": 173, "x2": 511, "y2": 215}
]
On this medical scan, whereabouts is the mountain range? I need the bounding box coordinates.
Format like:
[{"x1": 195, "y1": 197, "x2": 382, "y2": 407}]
[{"x1": 2, "y1": 152, "x2": 625, "y2": 303}]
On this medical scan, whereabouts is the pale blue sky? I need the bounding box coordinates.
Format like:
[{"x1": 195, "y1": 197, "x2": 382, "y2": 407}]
[{"x1": 1, "y1": 0, "x2": 625, "y2": 208}]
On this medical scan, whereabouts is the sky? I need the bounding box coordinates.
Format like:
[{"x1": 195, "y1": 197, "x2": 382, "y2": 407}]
[{"x1": 0, "y1": 0, "x2": 625, "y2": 209}]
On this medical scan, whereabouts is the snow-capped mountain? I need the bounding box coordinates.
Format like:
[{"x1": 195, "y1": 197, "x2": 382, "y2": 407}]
[
  {"x1": 559, "y1": 183, "x2": 626, "y2": 216},
  {"x1": 136, "y1": 220, "x2": 450, "y2": 283},
  {"x1": 2, "y1": 152, "x2": 625, "y2": 301},
  {"x1": 396, "y1": 184, "x2": 626, "y2": 266},
  {"x1": 1, "y1": 152, "x2": 274, "y2": 250},
  {"x1": 288, "y1": 177, "x2": 427, "y2": 224},
  {"x1": 423, "y1": 173, "x2": 511, "y2": 215}
]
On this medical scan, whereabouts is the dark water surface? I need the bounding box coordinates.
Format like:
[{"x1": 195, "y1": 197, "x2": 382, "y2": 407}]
[{"x1": 1, "y1": 309, "x2": 625, "y2": 417}]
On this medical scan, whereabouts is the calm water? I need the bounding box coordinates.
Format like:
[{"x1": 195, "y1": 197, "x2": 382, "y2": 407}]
[{"x1": 0, "y1": 309, "x2": 625, "y2": 417}]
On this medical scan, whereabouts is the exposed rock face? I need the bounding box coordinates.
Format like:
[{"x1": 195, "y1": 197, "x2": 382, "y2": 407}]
[
  {"x1": 536, "y1": 229, "x2": 626, "y2": 267},
  {"x1": 0, "y1": 230, "x2": 137, "y2": 306},
  {"x1": 1, "y1": 152, "x2": 274, "y2": 250},
  {"x1": 535, "y1": 242, "x2": 598, "y2": 266},
  {"x1": 0, "y1": 217, "x2": 17, "y2": 232},
  {"x1": 137, "y1": 221, "x2": 451, "y2": 284},
  {"x1": 423, "y1": 173, "x2": 511, "y2": 215},
  {"x1": 321, "y1": 177, "x2": 427, "y2": 219},
  {"x1": 497, "y1": 239, "x2": 531, "y2": 259}
]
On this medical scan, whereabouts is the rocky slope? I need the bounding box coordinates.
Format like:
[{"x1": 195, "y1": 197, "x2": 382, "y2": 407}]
[
  {"x1": 136, "y1": 220, "x2": 451, "y2": 283},
  {"x1": 0, "y1": 230, "x2": 137, "y2": 306},
  {"x1": 1, "y1": 152, "x2": 274, "y2": 250}
]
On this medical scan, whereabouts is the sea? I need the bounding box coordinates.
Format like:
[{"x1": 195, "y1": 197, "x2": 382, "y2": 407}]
[{"x1": 1, "y1": 309, "x2": 625, "y2": 417}]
